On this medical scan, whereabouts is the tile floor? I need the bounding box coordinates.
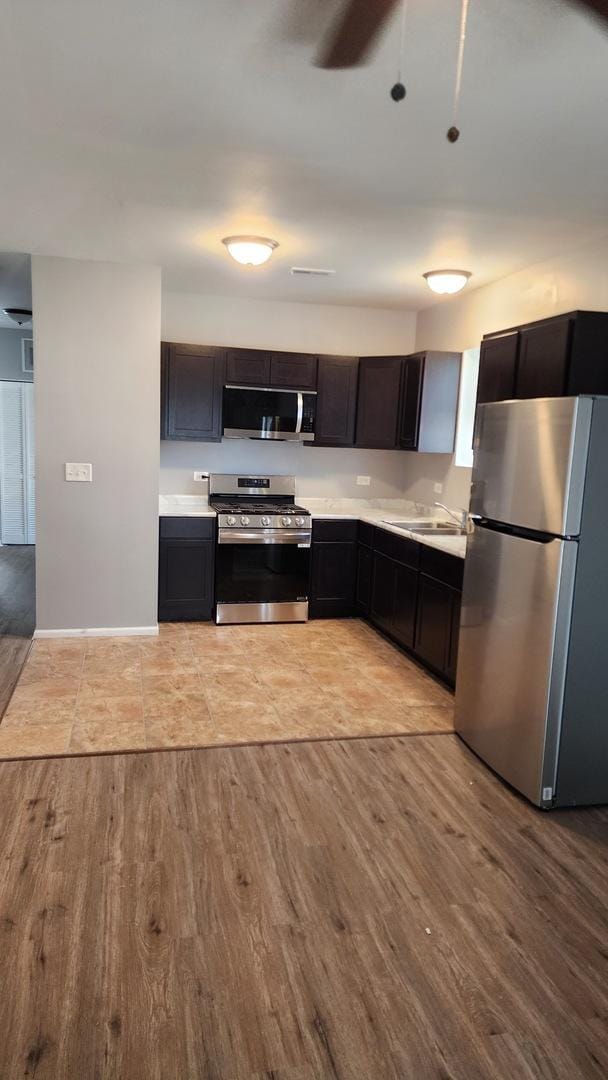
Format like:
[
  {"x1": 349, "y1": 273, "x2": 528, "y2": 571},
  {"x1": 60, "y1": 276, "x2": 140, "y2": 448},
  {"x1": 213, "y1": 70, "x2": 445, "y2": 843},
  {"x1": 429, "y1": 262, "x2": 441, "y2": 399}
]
[{"x1": 0, "y1": 619, "x2": 454, "y2": 759}]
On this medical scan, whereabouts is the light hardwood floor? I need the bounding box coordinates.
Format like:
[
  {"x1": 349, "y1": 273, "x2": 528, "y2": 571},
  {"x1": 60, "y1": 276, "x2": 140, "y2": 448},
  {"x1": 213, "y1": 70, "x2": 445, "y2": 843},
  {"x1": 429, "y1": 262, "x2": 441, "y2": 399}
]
[
  {"x1": 0, "y1": 544, "x2": 35, "y2": 718},
  {"x1": 0, "y1": 732, "x2": 607, "y2": 1078},
  {"x1": 0, "y1": 619, "x2": 453, "y2": 759}
]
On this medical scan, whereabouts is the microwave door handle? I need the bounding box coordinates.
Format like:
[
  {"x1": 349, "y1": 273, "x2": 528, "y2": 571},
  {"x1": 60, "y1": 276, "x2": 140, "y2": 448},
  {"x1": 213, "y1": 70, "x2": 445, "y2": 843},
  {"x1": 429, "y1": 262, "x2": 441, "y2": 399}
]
[{"x1": 295, "y1": 392, "x2": 303, "y2": 435}]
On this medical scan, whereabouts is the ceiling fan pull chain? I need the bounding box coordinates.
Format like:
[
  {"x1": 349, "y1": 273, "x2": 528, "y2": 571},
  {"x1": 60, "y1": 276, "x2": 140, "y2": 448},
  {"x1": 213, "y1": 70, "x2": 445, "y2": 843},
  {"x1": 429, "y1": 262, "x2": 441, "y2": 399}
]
[
  {"x1": 390, "y1": 0, "x2": 408, "y2": 101},
  {"x1": 447, "y1": 0, "x2": 470, "y2": 142}
]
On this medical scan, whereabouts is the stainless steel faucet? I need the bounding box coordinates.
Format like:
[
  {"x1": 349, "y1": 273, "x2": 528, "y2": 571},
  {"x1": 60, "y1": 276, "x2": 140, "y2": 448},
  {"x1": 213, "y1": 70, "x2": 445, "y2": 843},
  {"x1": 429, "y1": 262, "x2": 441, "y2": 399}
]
[{"x1": 434, "y1": 502, "x2": 469, "y2": 530}]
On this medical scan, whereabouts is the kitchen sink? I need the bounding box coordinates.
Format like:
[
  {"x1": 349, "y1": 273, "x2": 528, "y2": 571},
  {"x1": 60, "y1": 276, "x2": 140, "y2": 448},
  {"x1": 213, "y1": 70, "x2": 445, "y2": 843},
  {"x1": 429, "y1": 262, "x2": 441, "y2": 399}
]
[{"x1": 385, "y1": 520, "x2": 467, "y2": 537}]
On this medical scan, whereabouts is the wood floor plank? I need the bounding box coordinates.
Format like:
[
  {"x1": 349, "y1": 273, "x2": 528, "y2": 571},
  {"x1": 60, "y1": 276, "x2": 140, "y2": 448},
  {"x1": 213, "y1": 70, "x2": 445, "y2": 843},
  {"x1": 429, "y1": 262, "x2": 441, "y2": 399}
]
[{"x1": 0, "y1": 734, "x2": 608, "y2": 1077}]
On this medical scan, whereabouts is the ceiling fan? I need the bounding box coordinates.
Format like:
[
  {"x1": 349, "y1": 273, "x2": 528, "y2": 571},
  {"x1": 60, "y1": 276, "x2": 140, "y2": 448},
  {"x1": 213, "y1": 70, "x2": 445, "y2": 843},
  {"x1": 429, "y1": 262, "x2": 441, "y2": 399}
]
[{"x1": 316, "y1": 0, "x2": 608, "y2": 69}]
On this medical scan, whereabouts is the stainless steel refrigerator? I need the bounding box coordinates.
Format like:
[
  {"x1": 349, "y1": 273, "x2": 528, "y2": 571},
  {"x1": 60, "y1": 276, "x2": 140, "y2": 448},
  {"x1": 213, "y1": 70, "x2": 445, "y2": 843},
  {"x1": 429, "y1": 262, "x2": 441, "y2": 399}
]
[{"x1": 455, "y1": 395, "x2": 608, "y2": 808}]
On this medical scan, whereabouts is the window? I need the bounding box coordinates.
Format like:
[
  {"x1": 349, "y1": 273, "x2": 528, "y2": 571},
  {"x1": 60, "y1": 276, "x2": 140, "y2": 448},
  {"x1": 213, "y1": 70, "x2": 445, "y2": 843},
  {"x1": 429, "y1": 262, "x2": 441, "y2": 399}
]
[{"x1": 453, "y1": 346, "x2": 480, "y2": 468}]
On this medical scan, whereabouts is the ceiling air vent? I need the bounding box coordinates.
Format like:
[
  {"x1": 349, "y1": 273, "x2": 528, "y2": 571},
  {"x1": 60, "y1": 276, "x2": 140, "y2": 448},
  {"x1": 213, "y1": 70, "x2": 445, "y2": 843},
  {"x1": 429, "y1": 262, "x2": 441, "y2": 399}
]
[{"x1": 290, "y1": 267, "x2": 336, "y2": 277}]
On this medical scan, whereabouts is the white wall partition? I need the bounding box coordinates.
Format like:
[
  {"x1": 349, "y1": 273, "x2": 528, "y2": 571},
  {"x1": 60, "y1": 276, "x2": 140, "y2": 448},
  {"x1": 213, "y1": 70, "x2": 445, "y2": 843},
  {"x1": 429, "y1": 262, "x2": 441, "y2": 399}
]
[{"x1": 0, "y1": 381, "x2": 35, "y2": 545}]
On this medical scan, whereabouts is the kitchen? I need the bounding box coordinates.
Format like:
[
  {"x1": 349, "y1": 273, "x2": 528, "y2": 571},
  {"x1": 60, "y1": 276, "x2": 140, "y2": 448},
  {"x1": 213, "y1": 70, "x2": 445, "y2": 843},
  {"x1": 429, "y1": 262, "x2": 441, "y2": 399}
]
[{"x1": 1, "y1": 0, "x2": 608, "y2": 1075}]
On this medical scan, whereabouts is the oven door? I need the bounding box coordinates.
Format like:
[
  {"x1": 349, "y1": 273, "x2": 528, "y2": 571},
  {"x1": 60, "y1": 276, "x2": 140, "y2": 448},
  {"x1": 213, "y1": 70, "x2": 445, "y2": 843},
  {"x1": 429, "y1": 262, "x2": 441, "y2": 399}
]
[
  {"x1": 223, "y1": 386, "x2": 316, "y2": 441},
  {"x1": 215, "y1": 534, "x2": 311, "y2": 623}
]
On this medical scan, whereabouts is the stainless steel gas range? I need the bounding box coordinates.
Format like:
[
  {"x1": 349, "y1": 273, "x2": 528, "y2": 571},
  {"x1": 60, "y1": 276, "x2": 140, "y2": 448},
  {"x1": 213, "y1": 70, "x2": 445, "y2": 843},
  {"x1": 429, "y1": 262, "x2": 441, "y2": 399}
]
[{"x1": 209, "y1": 474, "x2": 311, "y2": 625}]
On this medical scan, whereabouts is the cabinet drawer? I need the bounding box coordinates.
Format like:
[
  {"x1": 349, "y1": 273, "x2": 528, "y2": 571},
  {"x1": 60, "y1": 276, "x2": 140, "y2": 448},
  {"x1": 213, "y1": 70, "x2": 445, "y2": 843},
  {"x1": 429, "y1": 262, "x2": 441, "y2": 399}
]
[
  {"x1": 419, "y1": 545, "x2": 464, "y2": 590},
  {"x1": 374, "y1": 527, "x2": 420, "y2": 569},
  {"x1": 226, "y1": 349, "x2": 271, "y2": 385},
  {"x1": 270, "y1": 352, "x2": 318, "y2": 389},
  {"x1": 160, "y1": 517, "x2": 216, "y2": 541},
  {"x1": 312, "y1": 519, "x2": 358, "y2": 543},
  {"x1": 358, "y1": 521, "x2": 375, "y2": 548}
]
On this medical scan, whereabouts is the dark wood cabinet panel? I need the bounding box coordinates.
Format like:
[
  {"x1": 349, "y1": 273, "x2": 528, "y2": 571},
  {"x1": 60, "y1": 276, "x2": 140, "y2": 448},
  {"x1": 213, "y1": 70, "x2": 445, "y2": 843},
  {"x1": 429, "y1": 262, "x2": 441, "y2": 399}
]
[
  {"x1": 355, "y1": 356, "x2": 404, "y2": 449},
  {"x1": 567, "y1": 312, "x2": 608, "y2": 395},
  {"x1": 398, "y1": 355, "x2": 424, "y2": 450},
  {"x1": 370, "y1": 551, "x2": 397, "y2": 634},
  {"x1": 163, "y1": 344, "x2": 225, "y2": 441},
  {"x1": 315, "y1": 355, "x2": 359, "y2": 447},
  {"x1": 515, "y1": 318, "x2": 572, "y2": 399},
  {"x1": 309, "y1": 538, "x2": 356, "y2": 618},
  {"x1": 392, "y1": 563, "x2": 418, "y2": 649},
  {"x1": 226, "y1": 349, "x2": 270, "y2": 386},
  {"x1": 270, "y1": 352, "x2": 317, "y2": 390},
  {"x1": 158, "y1": 538, "x2": 214, "y2": 621},
  {"x1": 356, "y1": 543, "x2": 373, "y2": 616},
  {"x1": 446, "y1": 591, "x2": 462, "y2": 686},
  {"x1": 476, "y1": 334, "x2": 519, "y2": 406},
  {"x1": 414, "y1": 575, "x2": 454, "y2": 676}
]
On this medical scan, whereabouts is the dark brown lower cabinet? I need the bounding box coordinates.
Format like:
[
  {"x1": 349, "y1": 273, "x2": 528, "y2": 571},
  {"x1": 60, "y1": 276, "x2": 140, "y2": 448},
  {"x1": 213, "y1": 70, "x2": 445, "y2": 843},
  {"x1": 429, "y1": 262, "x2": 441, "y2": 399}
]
[
  {"x1": 158, "y1": 517, "x2": 215, "y2": 621},
  {"x1": 414, "y1": 574, "x2": 461, "y2": 686},
  {"x1": 392, "y1": 563, "x2": 418, "y2": 649},
  {"x1": 309, "y1": 520, "x2": 357, "y2": 618},
  {"x1": 355, "y1": 543, "x2": 373, "y2": 616}
]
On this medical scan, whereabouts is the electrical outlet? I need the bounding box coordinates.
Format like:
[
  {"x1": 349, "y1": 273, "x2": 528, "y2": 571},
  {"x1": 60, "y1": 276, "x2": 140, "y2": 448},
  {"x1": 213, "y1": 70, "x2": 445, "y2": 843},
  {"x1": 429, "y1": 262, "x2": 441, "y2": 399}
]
[
  {"x1": 433, "y1": 482, "x2": 443, "y2": 495},
  {"x1": 356, "y1": 475, "x2": 371, "y2": 486},
  {"x1": 65, "y1": 462, "x2": 92, "y2": 482},
  {"x1": 193, "y1": 471, "x2": 209, "y2": 482}
]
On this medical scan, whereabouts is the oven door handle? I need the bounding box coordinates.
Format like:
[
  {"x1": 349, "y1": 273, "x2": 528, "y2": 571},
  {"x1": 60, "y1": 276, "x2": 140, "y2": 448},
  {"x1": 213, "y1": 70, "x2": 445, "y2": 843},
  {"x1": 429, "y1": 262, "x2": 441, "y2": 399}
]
[
  {"x1": 295, "y1": 392, "x2": 303, "y2": 435},
  {"x1": 218, "y1": 529, "x2": 311, "y2": 547}
]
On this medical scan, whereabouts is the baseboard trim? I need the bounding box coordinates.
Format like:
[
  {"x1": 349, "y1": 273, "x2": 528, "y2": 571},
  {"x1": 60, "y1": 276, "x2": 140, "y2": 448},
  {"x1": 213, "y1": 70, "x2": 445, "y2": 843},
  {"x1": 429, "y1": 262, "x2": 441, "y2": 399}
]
[{"x1": 33, "y1": 625, "x2": 159, "y2": 639}]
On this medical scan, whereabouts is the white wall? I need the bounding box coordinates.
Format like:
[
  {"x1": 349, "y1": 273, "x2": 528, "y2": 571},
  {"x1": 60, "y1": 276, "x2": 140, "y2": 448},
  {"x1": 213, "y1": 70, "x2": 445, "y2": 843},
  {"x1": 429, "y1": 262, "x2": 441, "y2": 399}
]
[
  {"x1": 0, "y1": 328, "x2": 33, "y2": 383},
  {"x1": 161, "y1": 290, "x2": 426, "y2": 501},
  {"x1": 416, "y1": 234, "x2": 608, "y2": 353},
  {"x1": 33, "y1": 256, "x2": 161, "y2": 632}
]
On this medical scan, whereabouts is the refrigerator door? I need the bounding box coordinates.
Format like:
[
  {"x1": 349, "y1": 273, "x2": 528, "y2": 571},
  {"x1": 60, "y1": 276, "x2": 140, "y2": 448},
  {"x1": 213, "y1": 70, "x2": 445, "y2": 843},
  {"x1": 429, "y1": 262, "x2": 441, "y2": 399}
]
[
  {"x1": 470, "y1": 397, "x2": 592, "y2": 536},
  {"x1": 455, "y1": 523, "x2": 577, "y2": 806}
]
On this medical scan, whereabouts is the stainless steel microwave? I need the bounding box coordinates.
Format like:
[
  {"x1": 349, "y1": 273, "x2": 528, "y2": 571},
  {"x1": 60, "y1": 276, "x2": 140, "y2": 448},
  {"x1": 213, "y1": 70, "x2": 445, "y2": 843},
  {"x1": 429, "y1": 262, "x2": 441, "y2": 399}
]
[{"x1": 222, "y1": 385, "x2": 317, "y2": 442}]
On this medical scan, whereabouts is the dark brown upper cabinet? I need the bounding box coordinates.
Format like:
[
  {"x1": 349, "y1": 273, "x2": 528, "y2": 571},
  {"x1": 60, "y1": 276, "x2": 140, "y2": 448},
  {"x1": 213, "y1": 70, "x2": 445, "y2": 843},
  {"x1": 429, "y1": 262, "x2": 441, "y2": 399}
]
[
  {"x1": 355, "y1": 356, "x2": 405, "y2": 449},
  {"x1": 478, "y1": 311, "x2": 608, "y2": 407},
  {"x1": 270, "y1": 352, "x2": 318, "y2": 390},
  {"x1": 161, "y1": 343, "x2": 225, "y2": 441},
  {"x1": 314, "y1": 355, "x2": 359, "y2": 447},
  {"x1": 398, "y1": 355, "x2": 424, "y2": 449},
  {"x1": 515, "y1": 317, "x2": 572, "y2": 399},
  {"x1": 226, "y1": 348, "x2": 271, "y2": 386},
  {"x1": 476, "y1": 333, "x2": 519, "y2": 406}
]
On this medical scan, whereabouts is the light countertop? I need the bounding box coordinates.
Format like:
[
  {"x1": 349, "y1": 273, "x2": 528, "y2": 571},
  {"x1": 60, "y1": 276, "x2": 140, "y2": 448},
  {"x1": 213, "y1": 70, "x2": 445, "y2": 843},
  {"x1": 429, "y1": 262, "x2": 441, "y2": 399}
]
[{"x1": 159, "y1": 494, "x2": 467, "y2": 559}]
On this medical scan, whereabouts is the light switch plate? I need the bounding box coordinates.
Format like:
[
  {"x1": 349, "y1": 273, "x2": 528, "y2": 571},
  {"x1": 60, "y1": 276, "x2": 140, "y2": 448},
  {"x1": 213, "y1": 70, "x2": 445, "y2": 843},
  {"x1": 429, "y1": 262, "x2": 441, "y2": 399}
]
[
  {"x1": 356, "y1": 475, "x2": 371, "y2": 486},
  {"x1": 65, "y1": 462, "x2": 93, "y2": 482},
  {"x1": 433, "y1": 482, "x2": 443, "y2": 494}
]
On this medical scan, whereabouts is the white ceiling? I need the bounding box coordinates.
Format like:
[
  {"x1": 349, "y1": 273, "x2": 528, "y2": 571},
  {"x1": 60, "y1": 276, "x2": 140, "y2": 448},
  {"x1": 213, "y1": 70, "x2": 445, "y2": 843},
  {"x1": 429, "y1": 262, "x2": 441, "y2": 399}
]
[{"x1": 0, "y1": 0, "x2": 607, "y2": 310}]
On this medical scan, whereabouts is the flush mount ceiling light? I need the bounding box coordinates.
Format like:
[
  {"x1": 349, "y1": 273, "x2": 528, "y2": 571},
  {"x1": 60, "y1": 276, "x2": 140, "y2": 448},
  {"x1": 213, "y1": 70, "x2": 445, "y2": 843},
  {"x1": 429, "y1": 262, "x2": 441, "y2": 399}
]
[
  {"x1": 423, "y1": 270, "x2": 472, "y2": 295},
  {"x1": 222, "y1": 235, "x2": 278, "y2": 267},
  {"x1": 3, "y1": 307, "x2": 32, "y2": 325}
]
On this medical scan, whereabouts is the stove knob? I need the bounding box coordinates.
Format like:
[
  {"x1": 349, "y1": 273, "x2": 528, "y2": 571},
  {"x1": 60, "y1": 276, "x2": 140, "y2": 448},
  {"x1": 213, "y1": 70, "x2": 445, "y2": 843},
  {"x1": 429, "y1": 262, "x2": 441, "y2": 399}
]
[
  {"x1": 282, "y1": 516, "x2": 292, "y2": 527},
  {"x1": 295, "y1": 516, "x2": 305, "y2": 527},
  {"x1": 226, "y1": 516, "x2": 236, "y2": 526},
  {"x1": 261, "y1": 516, "x2": 271, "y2": 527},
  {"x1": 240, "y1": 515, "x2": 250, "y2": 526}
]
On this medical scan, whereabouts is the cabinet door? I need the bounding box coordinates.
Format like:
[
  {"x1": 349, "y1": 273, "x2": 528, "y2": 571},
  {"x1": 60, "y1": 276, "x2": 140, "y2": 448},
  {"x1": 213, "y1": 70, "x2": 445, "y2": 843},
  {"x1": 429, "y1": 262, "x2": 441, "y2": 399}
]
[
  {"x1": 158, "y1": 540, "x2": 214, "y2": 621},
  {"x1": 309, "y1": 542, "x2": 356, "y2": 618},
  {"x1": 476, "y1": 334, "x2": 518, "y2": 405},
  {"x1": 414, "y1": 574, "x2": 453, "y2": 674},
  {"x1": 392, "y1": 563, "x2": 418, "y2": 649},
  {"x1": 270, "y1": 352, "x2": 318, "y2": 389},
  {"x1": 163, "y1": 344, "x2": 224, "y2": 441},
  {"x1": 515, "y1": 318, "x2": 572, "y2": 399},
  {"x1": 315, "y1": 355, "x2": 359, "y2": 447},
  {"x1": 398, "y1": 354, "x2": 424, "y2": 450},
  {"x1": 355, "y1": 544, "x2": 373, "y2": 615},
  {"x1": 370, "y1": 551, "x2": 397, "y2": 633},
  {"x1": 446, "y1": 590, "x2": 461, "y2": 686},
  {"x1": 226, "y1": 349, "x2": 271, "y2": 386},
  {"x1": 355, "y1": 357, "x2": 403, "y2": 449}
]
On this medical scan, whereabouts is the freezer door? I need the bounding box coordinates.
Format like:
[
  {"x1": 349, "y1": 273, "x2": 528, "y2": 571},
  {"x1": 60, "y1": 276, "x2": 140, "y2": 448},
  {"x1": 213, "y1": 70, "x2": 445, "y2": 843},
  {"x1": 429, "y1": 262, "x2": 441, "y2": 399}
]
[
  {"x1": 454, "y1": 524, "x2": 577, "y2": 806},
  {"x1": 470, "y1": 397, "x2": 592, "y2": 536}
]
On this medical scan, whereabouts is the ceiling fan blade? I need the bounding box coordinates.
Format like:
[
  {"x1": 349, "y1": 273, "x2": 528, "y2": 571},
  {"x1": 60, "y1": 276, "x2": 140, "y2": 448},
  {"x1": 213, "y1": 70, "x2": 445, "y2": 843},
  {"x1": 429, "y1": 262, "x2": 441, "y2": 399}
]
[
  {"x1": 316, "y1": 0, "x2": 400, "y2": 68},
  {"x1": 569, "y1": 0, "x2": 608, "y2": 23}
]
